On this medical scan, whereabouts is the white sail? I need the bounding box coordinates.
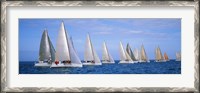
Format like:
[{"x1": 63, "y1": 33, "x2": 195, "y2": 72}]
[
  {"x1": 102, "y1": 42, "x2": 115, "y2": 63},
  {"x1": 39, "y1": 30, "x2": 51, "y2": 62},
  {"x1": 48, "y1": 36, "x2": 56, "y2": 62},
  {"x1": 70, "y1": 37, "x2": 75, "y2": 49},
  {"x1": 176, "y1": 52, "x2": 181, "y2": 61},
  {"x1": 56, "y1": 22, "x2": 70, "y2": 61},
  {"x1": 68, "y1": 36, "x2": 82, "y2": 64},
  {"x1": 92, "y1": 46, "x2": 101, "y2": 63},
  {"x1": 50, "y1": 21, "x2": 82, "y2": 67},
  {"x1": 133, "y1": 48, "x2": 139, "y2": 60},
  {"x1": 36, "y1": 29, "x2": 55, "y2": 67},
  {"x1": 102, "y1": 42, "x2": 110, "y2": 61},
  {"x1": 119, "y1": 42, "x2": 127, "y2": 61},
  {"x1": 39, "y1": 30, "x2": 55, "y2": 62},
  {"x1": 109, "y1": 54, "x2": 114, "y2": 62},
  {"x1": 84, "y1": 34, "x2": 94, "y2": 62}
]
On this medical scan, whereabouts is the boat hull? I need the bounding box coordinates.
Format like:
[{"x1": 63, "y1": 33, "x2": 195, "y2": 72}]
[
  {"x1": 155, "y1": 60, "x2": 167, "y2": 62},
  {"x1": 34, "y1": 62, "x2": 51, "y2": 67},
  {"x1": 118, "y1": 61, "x2": 134, "y2": 64},
  {"x1": 82, "y1": 62, "x2": 102, "y2": 65},
  {"x1": 138, "y1": 60, "x2": 150, "y2": 63},
  {"x1": 102, "y1": 61, "x2": 115, "y2": 64},
  {"x1": 50, "y1": 63, "x2": 82, "y2": 67}
]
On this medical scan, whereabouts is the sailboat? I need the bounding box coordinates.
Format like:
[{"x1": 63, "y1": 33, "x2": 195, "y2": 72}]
[
  {"x1": 155, "y1": 46, "x2": 166, "y2": 62},
  {"x1": 102, "y1": 42, "x2": 115, "y2": 63},
  {"x1": 35, "y1": 29, "x2": 56, "y2": 67},
  {"x1": 119, "y1": 42, "x2": 134, "y2": 64},
  {"x1": 176, "y1": 52, "x2": 181, "y2": 61},
  {"x1": 138, "y1": 44, "x2": 150, "y2": 62},
  {"x1": 83, "y1": 34, "x2": 102, "y2": 65},
  {"x1": 51, "y1": 21, "x2": 82, "y2": 67},
  {"x1": 164, "y1": 52, "x2": 169, "y2": 61},
  {"x1": 126, "y1": 43, "x2": 138, "y2": 63},
  {"x1": 133, "y1": 48, "x2": 139, "y2": 61}
]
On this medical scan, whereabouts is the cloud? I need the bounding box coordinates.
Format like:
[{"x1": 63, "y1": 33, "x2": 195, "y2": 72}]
[
  {"x1": 128, "y1": 30, "x2": 143, "y2": 34},
  {"x1": 93, "y1": 31, "x2": 112, "y2": 35},
  {"x1": 125, "y1": 30, "x2": 169, "y2": 39}
]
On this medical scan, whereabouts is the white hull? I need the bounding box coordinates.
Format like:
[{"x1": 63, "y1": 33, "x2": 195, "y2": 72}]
[
  {"x1": 34, "y1": 62, "x2": 51, "y2": 67},
  {"x1": 155, "y1": 60, "x2": 167, "y2": 62},
  {"x1": 133, "y1": 61, "x2": 139, "y2": 63},
  {"x1": 82, "y1": 62, "x2": 102, "y2": 65},
  {"x1": 138, "y1": 60, "x2": 150, "y2": 63},
  {"x1": 118, "y1": 61, "x2": 134, "y2": 64},
  {"x1": 102, "y1": 61, "x2": 115, "y2": 64},
  {"x1": 50, "y1": 63, "x2": 82, "y2": 67}
]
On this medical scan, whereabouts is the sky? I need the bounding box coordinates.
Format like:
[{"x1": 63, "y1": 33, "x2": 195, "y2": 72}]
[{"x1": 19, "y1": 18, "x2": 181, "y2": 61}]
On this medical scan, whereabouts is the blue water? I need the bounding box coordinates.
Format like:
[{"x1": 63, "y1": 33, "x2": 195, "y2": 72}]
[{"x1": 19, "y1": 60, "x2": 181, "y2": 74}]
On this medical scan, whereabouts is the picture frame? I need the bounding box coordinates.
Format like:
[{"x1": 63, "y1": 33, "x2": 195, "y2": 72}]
[{"x1": 1, "y1": 0, "x2": 199, "y2": 92}]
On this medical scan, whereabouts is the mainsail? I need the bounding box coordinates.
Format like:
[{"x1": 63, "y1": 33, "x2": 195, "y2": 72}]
[
  {"x1": 126, "y1": 43, "x2": 137, "y2": 61},
  {"x1": 84, "y1": 34, "x2": 94, "y2": 61},
  {"x1": 155, "y1": 46, "x2": 164, "y2": 61},
  {"x1": 140, "y1": 44, "x2": 148, "y2": 61},
  {"x1": 102, "y1": 42, "x2": 114, "y2": 62},
  {"x1": 119, "y1": 42, "x2": 133, "y2": 61},
  {"x1": 102, "y1": 42, "x2": 110, "y2": 61},
  {"x1": 176, "y1": 52, "x2": 181, "y2": 61},
  {"x1": 84, "y1": 34, "x2": 101, "y2": 63},
  {"x1": 56, "y1": 21, "x2": 82, "y2": 64},
  {"x1": 133, "y1": 48, "x2": 139, "y2": 61},
  {"x1": 56, "y1": 22, "x2": 70, "y2": 61},
  {"x1": 39, "y1": 29, "x2": 55, "y2": 62}
]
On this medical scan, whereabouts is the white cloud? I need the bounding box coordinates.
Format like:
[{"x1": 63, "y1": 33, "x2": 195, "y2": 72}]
[
  {"x1": 93, "y1": 31, "x2": 112, "y2": 35},
  {"x1": 128, "y1": 30, "x2": 143, "y2": 34}
]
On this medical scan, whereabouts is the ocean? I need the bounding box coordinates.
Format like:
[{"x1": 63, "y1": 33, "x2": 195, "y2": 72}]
[{"x1": 19, "y1": 60, "x2": 181, "y2": 74}]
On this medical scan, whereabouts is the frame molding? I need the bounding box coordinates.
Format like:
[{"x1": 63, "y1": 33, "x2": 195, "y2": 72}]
[{"x1": 1, "y1": 1, "x2": 199, "y2": 92}]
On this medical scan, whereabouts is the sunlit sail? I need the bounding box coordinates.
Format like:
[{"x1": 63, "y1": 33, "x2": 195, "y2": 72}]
[
  {"x1": 155, "y1": 46, "x2": 166, "y2": 62},
  {"x1": 139, "y1": 44, "x2": 150, "y2": 62},
  {"x1": 119, "y1": 42, "x2": 134, "y2": 64},
  {"x1": 133, "y1": 48, "x2": 139, "y2": 61},
  {"x1": 176, "y1": 52, "x2": 181, "y2": 61},
  {"x1": 83, "y1": 33, "x2": 102, "y2": 65},
  {"x1": 102, "y1": 42, "x2": 115, "y2": 63},
  {"x1": 51, "y1": 21, "x2": 82, "y2": 67}
]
